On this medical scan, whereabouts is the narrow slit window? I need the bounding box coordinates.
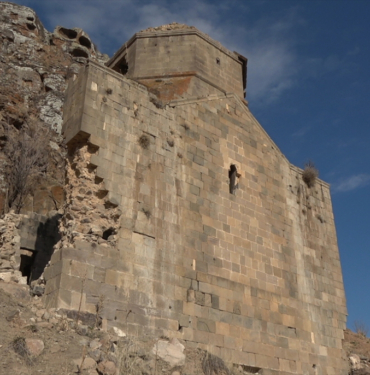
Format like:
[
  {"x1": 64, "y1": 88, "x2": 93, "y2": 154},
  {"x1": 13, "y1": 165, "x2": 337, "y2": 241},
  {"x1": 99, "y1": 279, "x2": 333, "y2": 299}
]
[{"x1": 229, "y1": 164, "x2": 241, "y2": 195}]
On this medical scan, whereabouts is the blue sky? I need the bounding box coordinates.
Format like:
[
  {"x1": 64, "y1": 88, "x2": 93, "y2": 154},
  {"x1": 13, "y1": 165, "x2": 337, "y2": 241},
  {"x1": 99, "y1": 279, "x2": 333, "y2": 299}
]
[{"x1": 11, "y1": 0, "x2": 370, "y2": 332}]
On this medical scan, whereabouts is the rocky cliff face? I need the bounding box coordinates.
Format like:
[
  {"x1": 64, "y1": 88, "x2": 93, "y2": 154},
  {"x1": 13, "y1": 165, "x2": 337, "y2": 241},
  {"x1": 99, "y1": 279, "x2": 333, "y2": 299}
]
[
  {"x1": 0, "y1": 1, "x2": 108, "y2": 214},
  {"x1": 0, "y1": 1, "x2": 109, "y2": 287}
]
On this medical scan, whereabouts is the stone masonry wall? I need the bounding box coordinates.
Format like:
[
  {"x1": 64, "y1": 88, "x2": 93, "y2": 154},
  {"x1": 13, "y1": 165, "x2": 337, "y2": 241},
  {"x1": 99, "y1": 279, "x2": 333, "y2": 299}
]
[
  {"x1": 108, "y1": 29, "x2": 245, "y2": 100},
  {"x1": 44, "y1": 61, "x2": 347, "y2": 375}
]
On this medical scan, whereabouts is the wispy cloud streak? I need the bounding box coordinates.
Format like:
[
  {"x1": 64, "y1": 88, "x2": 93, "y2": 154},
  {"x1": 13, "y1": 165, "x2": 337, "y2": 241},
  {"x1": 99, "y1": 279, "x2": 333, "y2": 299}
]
[
  {"x1": 292, "y1": 126, "x2": 311, "y2": 138},
  {"x1": 333, "y1": 174, "x2": 370, "y2": 193}
]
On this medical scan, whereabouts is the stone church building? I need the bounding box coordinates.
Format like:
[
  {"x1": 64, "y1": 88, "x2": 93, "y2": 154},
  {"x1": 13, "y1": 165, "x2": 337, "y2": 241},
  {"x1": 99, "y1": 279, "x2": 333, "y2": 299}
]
[{"x1": 44, "y1": 24, "x2": 347, "y2": 375}]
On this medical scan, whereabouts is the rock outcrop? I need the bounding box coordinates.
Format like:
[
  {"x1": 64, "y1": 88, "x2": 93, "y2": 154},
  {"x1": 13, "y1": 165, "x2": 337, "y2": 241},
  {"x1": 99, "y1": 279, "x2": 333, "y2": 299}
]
[
  {"x1": 0, "y1": 1, "x2": 108, "y2": 214},
  {"x1": 0, "y1": 1, "x2": 110, "y2": 292},
  {"x1": 345, "y1": 329, "x2": 370, "y2": 375}
]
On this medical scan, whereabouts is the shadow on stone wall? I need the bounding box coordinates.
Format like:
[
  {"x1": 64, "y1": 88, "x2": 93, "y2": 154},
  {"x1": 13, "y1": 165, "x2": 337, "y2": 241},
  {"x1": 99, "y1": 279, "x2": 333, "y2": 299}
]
[{"x1": 19, "y1": 212, "x2": 61, "y2": 284}]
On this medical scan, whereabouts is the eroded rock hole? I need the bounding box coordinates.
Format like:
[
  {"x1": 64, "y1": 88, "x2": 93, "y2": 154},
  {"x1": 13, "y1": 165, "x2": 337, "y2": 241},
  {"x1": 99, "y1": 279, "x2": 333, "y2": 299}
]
[
  {"x1": 87, "y1": 163, "x2": 97, "y2": 173},
  {"x1": 95, "y1": 176, "x2": 103, "y2": 184},
  {"x1": 87, "y1": 143, "x2": 99, "y2": 154},
  {"x1": 234, "y1": 364, "x2": 261, "y2": 374},
  {"x1": 59, "y1": 27, "x2": 77, "y2": 39},
  {"x1": 26, "y1": 16, "x2": 34, "y2": 21},
  {"x1": 96, "y1": 190, "x2": 108, "y2": 199},
  {"x1": 79, "y1": 35, "x2": 92, "y2": 49},
  {"x1": 104, "y1": 201, "x2": 118, "y2": 209},
  {"x1": 26, "y1": 23, "x2": 36, "y2": 30},
  {"x1": 71, "y1": 48, "x2": 89, "y2": 58},
  {"x1": 102, "y1": 228, "x2": 115, "y2": 240}
]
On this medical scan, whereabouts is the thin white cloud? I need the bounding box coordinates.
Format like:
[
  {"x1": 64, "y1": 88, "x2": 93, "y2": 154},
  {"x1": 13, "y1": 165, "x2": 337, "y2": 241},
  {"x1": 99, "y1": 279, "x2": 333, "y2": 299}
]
[
  {"x1": 292, "y1": 126, "x2": 311, "y2": 138},
  {"x1": 233, "y1": 9, "x2": 301, "y2": 104},
  {"x1": 333, "y1": 174, "x2": 370, "y2": 193},
  {"x1": 33, "y1": 0, "x2": 227, "y2": 54},
  {"x1": 246, "y1": 42, "x2": 296, "y2": 102}
]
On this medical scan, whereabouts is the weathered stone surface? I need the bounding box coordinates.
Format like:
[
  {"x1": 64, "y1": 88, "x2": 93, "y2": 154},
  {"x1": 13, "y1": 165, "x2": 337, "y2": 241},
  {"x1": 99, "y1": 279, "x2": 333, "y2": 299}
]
[
  {"x1": 97, "y1": 360, "x2": 116, "y2": 375},
  {"x1": 152, "y1": 339, "x2": 186, "y2": 367},
  {"x1": 90, "y1": 339, "x2": 102, "y2": 350},
  {"x1": 72, "y1": 356, "x2": 97, "y2": 371},
  {"x1": 32, "y1": 285, "x2": 45, "y2": 296},
  {"x1": 25, "y1": 338, "x2": 44, "y2": 357},
  {"x1": 6, "y1": 309, "x2": 20, "y2": 322},
  {"x1": 351, "y1": 354, "x2": 365, "y2": 371},
  {"x1": 353, "y1": 369, "x2": 370, "y2": 375},
  {"x1": 110, "y1": 327, "x2": 126, "y2": 338},
  {"x1": 52, "y1": 26, "x2": 108, "y2": 65}
]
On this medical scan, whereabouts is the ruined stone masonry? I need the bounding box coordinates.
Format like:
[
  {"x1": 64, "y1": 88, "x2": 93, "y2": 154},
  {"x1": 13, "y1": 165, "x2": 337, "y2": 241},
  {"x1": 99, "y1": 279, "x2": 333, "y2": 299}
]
[{"x1": 0, "y1": 6, "x2": 347, "y2": 374}]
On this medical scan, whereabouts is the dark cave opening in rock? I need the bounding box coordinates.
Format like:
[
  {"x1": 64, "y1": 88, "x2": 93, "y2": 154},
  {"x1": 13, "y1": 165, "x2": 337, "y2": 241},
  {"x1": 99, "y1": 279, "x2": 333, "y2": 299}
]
[
  {"x1": 71, "y1": 48, "x2": 89, "y2": 59},
  {"x1": 102, "y1": 228, "x2": 115, "y2": 240},
  {"x1": 79, "y1": 35, "x2": 92, "y2": 49},
  {"x1": 59, "y1": 27, "x2": 77, "y2": 39}
]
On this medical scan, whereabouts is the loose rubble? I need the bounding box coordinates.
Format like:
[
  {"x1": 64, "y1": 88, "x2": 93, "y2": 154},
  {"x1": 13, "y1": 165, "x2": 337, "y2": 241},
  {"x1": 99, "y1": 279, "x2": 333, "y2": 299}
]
[
  {"x1": 345, "y1": 329, "x2": 370, "y2": 375},
  {"x1": 0, "y1": 282, "x2": 231, "y2": 375},
  {"x1": 141, "y1": 22, "x2": 196, "y2": 32},
  {"x1": 0, "y1": 213, "x2": 24, "y2": 284}
]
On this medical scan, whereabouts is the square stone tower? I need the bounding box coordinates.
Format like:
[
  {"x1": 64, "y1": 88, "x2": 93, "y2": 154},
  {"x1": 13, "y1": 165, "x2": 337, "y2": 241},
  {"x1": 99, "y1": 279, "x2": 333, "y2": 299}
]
[
  {"x1": 107, "y1": 24, "x2": 247, "y2": 101},
  {"x1": 46, "y1": 23, "x2": 347, "y2": 375}
]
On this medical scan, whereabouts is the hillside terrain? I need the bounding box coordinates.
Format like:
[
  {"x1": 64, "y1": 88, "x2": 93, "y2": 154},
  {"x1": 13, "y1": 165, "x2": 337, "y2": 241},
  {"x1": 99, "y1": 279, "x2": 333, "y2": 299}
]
[
  {"x1": 345, "y1": 330, "x2": 370, "y2": 374},
  {"x1": 0, "y1": 281, "x2": 213, "y2": 375},
  {"x1": 0, "y1": 281, "x2": 367, "y2": 375}
]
